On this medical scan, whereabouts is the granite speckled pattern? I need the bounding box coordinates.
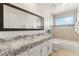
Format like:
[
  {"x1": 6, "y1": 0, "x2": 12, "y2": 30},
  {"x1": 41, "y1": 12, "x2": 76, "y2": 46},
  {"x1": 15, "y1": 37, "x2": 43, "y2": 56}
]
[{"x1": 0, "y1": 34, "x2": 52, "y2": 56}]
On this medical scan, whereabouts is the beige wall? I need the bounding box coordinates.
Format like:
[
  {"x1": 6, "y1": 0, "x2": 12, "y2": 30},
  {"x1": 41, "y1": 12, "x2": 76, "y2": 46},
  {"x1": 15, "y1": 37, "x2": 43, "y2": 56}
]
[
  {"x1": 53, "y1": 10, "x2": 79, "y2": 42},
  {"x1": 53, "y1": 26, "x2": 79, "y2": 42}
]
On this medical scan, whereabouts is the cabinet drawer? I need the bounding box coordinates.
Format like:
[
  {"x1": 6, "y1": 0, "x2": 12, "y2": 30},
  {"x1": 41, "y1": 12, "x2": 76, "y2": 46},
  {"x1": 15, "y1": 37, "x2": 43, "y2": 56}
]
[
  {"x1": 29, "y1": 49, "x2": 41, "y2": 56},
  {"x1": 41, "y1": 46, "x2": 48, "y2": 56},
  {"x1": 17, "y1": 51, "x2": 28, "y2": 56},
  {"x1": 29, "y1": 45, "x2": 41, "y2": 55},
  {"x1": 41, "y1": 41, "x2": 48, "y2": 56},
  {"x1": 41, "y1": 41, "x2": 48, "y2": 47}
]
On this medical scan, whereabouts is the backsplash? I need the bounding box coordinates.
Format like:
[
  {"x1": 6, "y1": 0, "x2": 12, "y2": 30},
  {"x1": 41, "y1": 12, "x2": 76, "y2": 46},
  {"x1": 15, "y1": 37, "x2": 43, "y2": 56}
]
[
  {"x1": 0, "y1": 31, "x2": 44, "y2": 40},
  {"x1": 0, "y1": 31, "x2": 45, "y2": 42}
]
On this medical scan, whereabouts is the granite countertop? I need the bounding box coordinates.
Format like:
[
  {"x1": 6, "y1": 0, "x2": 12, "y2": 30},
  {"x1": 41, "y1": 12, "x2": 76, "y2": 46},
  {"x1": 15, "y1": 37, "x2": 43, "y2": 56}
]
[{"x1": 0, "y1": 34, "x2": 52, "y2": 56}]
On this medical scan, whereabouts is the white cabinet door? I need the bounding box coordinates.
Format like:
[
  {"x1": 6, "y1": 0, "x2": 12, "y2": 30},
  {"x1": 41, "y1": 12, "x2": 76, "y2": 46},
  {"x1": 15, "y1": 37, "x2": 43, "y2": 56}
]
[
  {"x1": 17, "y1": 51, "x2": 28, "y2": 56},
  {"x1": 30, "y1": 50, "x2": 41, "y2": 56},
  {"x1": 41, "y1": 41, "x2": 48, "y2": 56},
  {"x1": 29, "y1": 45, "x2": 41, "y2": 56},
  {"x1": 48, "y1": 39, "x2": 53, "y2": 55}
]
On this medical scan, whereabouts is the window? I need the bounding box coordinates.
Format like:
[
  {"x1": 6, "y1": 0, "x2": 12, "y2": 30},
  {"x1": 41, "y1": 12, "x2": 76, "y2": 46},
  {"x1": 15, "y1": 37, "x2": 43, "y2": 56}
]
[{"x1": 55, "y1": 16, "x2": 76, "y2": 26}]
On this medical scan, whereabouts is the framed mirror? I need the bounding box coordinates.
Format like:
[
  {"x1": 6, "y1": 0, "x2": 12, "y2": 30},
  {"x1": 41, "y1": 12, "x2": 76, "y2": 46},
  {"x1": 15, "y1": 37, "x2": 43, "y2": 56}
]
[{"x1": 0, "y1": 3, "x2": 44, "y2": 31}]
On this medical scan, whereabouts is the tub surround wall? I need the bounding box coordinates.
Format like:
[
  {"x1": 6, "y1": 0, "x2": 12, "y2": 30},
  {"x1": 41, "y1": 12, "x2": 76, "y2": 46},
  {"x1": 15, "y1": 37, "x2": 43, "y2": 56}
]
[
  {"x1": 75, "y1": 7, "x2": 79, "y2": 33},
  {"x1": 53, "y1": 10, "x2": 79, "y2": 42},
  {"x1": 53, "y1": 26, "x2": 79, "y2": 42}
]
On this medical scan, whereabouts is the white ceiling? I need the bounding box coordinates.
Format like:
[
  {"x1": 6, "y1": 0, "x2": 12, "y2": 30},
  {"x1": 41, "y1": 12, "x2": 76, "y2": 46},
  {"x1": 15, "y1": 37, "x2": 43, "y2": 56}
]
[
  {"x1": 51, "y1": 3, "x2": 79, "y2": 15},
  {"x1": 12, "y1": 3, "x2": 79, "y2": 16},
  {"x1": 36, "y1": 3, "x2": 79, "y2": 15}
]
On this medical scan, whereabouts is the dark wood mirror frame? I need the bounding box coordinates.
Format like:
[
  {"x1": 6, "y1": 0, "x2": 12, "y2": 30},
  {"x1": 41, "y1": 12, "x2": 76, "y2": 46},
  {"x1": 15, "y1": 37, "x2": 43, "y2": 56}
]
[{"x1": 0, "y1": 3, "x2": 44, "y2": 31}]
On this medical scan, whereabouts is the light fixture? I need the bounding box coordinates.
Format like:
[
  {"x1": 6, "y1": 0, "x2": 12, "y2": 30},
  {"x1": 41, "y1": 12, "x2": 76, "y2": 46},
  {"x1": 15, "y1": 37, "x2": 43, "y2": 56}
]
[{"x1": 51, "y1": 3, "x2": 65, "y2": 9}]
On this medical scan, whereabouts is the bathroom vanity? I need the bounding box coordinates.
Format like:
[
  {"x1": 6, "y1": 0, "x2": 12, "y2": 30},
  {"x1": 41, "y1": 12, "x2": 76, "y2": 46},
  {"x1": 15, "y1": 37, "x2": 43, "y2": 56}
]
[
  {"x1": 0, "y1": 3, "x2": 53, "y2": 56},
  {"x1": 0, "y1": 34, "x2": 53, "y2": 56}
]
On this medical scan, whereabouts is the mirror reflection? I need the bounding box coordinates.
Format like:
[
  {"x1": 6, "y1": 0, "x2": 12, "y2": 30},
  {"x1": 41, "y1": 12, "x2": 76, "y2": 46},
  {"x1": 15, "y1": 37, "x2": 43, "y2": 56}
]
[{"x1": 3, "y1": 4, "x2": 44, "y2": 30}]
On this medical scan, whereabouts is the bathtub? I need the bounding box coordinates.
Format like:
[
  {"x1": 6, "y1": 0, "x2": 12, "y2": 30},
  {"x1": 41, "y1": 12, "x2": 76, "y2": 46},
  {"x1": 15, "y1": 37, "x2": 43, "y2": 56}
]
[{"x1": 52, "y1": 38, "x2": 79, "y2": 53}]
